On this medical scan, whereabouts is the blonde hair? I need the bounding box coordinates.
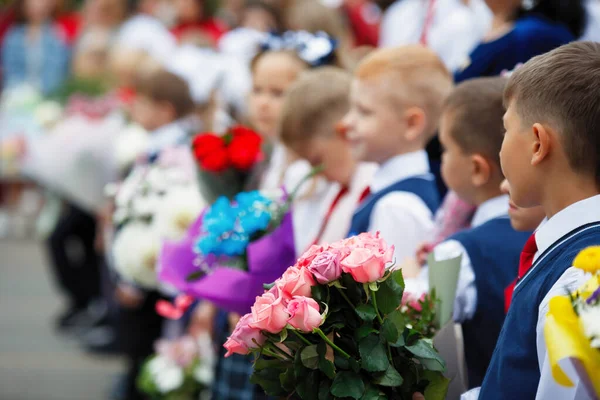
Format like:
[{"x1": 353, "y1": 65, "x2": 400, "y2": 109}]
[
  {"x1": 280, "y1": 67, "x2": 351, "y2": 147},
  {"x1": 355, "y1": 45, "x2": 453, "y2": 138}
]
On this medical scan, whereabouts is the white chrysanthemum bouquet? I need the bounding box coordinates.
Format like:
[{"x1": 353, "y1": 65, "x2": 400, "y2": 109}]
[{"x1": 110, "y1": 146, "x2": 205, "y2": 289}]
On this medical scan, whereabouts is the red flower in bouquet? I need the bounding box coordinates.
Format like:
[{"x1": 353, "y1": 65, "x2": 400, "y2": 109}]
[{"x1": 192, "y1": 126, "x2": 262, "y2": 173}]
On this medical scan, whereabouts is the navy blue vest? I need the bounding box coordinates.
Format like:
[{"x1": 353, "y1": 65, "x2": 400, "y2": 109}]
[
  {"x1": 479, "y1": 221, "x2": 600, "y2": 399},
  {"x1": 347, "y1": 175, "x2": 440, "y2": 237},
  {"x1": 450, "y1": 217, "x2": 531, "y2": 388}
]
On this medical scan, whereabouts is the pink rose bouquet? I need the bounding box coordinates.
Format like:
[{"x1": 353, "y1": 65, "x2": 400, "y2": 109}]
[{"x1": 224, "y1": 232, "x2": 449, "y2": 400}]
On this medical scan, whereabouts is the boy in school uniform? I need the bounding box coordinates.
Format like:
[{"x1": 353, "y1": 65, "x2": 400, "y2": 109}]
[
  {"x1": 419, "y1": 77, "x2": 532, "y2": 387},
  {"x1": 474, "y1": 41, "x2": 600, "y2": 400},
  {"x1": 342, "y1": 45, "x2": 453, "y2": 264}
]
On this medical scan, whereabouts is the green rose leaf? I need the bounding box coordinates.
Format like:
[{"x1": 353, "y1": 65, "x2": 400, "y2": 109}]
[
  {"x1": 330, "y1": 371, "x2": 365, "y2": 399},
  {"x1": 296, "y1": 370, "x2": 320, "y2": 400},
  {"x1": 360, "y1": 384, "x2": 388, "y2": 400},
  {"x1": 423, "y1": 370, "x2": 450, "y2": 400},
  {"x1": 374, "y1": 365, "x2": 404, "y2": 387},
  {"x1": 359, "y1": 335, "x2": 389, "y2": 372},
  {"x1": 419, "y1": 357, "x2": 446, "y2": 372},
  {"x1": 356, "y1": 304, "x2": 377, "y2": 322},
  {"x1": 250, "y1": 368, "x2": 288, "y2": 396},
  {"x1": 349, "y1": 357, "x2": 361, "y2": 373},
  {"x1": 319, "y1": 379, "x2": 333, "y2": 400},
  {"x1": 301, "y1": 345, "x2": 320, "y2": 370},
  {"x1": 381, "y1": 318, "x2": 399, "y2": 343},
  {"x1": 279, "y1": 368, "x2": 296, "y2": 392},
  {"x1": 407, "y1": 340, "x2": 445, "y2": 363},
  {"x1": 374, "y1": 270, "x2": 405, "y2": 315},
  {"x1": 355, "y1": 323, "x2": 378, "y2": 341},
  {"x1": 317, "y1": 341, "x2": 336, "y2": 379}
]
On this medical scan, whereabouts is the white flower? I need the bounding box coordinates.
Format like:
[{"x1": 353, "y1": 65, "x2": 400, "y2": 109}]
[
  {"x1": 34, "y1": 101, "x2": 63, "y2": 128},
  {"x1": 115, "y1": 124, "x2": 149, "y2": 170},
  {"x1": 132, "y1": 193, "x2": 163, "y2": 218},
  {"x1": 193, "y1": 364, "x2": 214, "y2": 386},
  {"x1": 147, "y1": 356, "x2": 184, "y2": 393},
  {"x1": 112, "y1": 222, "x2": 161, "y2": 288},
  {"x1": 580, "y1": 305, "x2": 600, "y2": 348},
  {"x1": 153, "y1": 186, "x2": 205, "y2": 240}
]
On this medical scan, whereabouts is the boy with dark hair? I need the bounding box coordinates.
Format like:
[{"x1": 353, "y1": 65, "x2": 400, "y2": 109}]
[
  {"x1": 477, "y1": 41, "x2": 600, "y2": 400},
  {"x1": 419, "y1": 77, "x2": 532, "y2": 387}
]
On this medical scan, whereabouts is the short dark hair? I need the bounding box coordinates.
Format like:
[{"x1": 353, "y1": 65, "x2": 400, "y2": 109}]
[
  {"x1": 14, "y1": 0, "x2": 59, "y2": 24},
  {"x1": 445, "y1": 77, "x2": 508, "y2": 167},
  {"x1": 504, "y1": 41, "x2": 600, "y2": 184},
  {"x1": 135, "y1": 70, "x2": 195, "y2": 118}
]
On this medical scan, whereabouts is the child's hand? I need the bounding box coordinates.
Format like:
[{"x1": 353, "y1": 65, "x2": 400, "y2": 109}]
[
  {"x1": 416, "y1": 242, "x2": 434, "y2": 266},
  {"x1": 228, "y1": 312, "x2": 241, "y2": 330},
  {"x1": 188, "y1": 302, "x2": 217, "y2": 338},
  {"x1": 115, "y1": 283, "x2": 144, "y2": 309},
  {"x1": 399, "y1": 257, "x2": 422, "y2": 279},
  {"x1": 412, "y1": 393, "x2": 425, "y2": 400}
]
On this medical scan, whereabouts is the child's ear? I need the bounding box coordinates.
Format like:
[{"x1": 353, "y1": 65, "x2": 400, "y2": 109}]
[
  {"x1": 403, "y1": 107, "x2": 427, "y2": 142},
  {"x1": 531, "y1": 123, "x2": 551, "y2": 166},
  {"x1": 470, "y1": 154, "x2": 492, "y2": 187}
]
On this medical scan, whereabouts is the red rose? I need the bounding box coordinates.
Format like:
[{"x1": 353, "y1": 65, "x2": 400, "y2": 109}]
[
  {"x1": 200, "y1": 148, "x2": 230, "y2": 172},
  {"x1": 230, "y1": 125, "x2": 262, "y2": 148},
  {"x1": 192, "y1": 133, "x2": 225, "y2": 161},
  {"x1": 228, "y1": 139, "x2": 262, "y2": 170}
]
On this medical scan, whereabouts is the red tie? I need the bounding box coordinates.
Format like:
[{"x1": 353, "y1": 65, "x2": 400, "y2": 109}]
[
  {"x1": 504, "y1": 234, "x2": 538, "y2": 313},
  {"x1": 358, "y1": 187, "x2": 371, "y2": 204}
]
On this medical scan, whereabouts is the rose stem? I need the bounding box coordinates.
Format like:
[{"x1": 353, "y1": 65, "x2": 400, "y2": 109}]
[
  {"x1": 314, "y1": 328, "x2": 350, "y2": 359},
  {"x1": 267, "y1": 342, "x2": 293, "y2": 360},
  {"x1": 370, "y1": 287, "x2": 384, "y2": 324},
  {"x1": 291, "y1": 329, "x2": 313, "y2": 346}
]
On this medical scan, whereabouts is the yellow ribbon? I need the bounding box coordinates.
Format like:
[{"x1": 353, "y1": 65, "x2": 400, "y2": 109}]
[{"x1": 544, "y1": 277, "x2": 600, "y2": 397}]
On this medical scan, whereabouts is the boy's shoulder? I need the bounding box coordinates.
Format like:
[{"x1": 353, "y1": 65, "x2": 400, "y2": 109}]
[{"x1": 450, "y1": 217, "x2": 531, "y2": 257}]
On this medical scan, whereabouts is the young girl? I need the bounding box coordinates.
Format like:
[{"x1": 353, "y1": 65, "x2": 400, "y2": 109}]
[
  {"x1": 170, "y1": 0, "x2": 227, "y2": 46},
  {"x1": 280, "y1": 66, "x2": 376, "y2": 246},
  {"x1": 2, "y1": 0, "x2": 71, "y2": 95}
]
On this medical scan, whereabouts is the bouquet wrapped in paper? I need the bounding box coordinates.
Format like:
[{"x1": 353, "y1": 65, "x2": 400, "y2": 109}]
[
  {"x1": 158, "y1": 189, "x2": 296, "y2": 315},
  {"x1": 223, "y1": 232, "x2": 449, "y2": 400},
  {"x1": 191, "y1": 125, "x2": 263, "y2": 203},
  {"x1": 544, "y1": 246, "x2": 600, "y2": 399},
  {"x1": 111, "y1": 146, "x2": 205, "y2": 289},
  {"x1": 137, "y1": 334, "x2": 215, "y2": 400}
]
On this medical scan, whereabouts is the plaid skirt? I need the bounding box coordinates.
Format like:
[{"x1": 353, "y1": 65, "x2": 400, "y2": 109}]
[{"x1": 211, "y1": 310, "x2": 271, "y2": 400}]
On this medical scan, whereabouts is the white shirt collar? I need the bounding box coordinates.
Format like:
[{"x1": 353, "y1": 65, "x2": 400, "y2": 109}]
[
  {"x1": 371, "y1": 150, "x2": 430, "y2": 193},
  {"x1": 535, "y1": 194, "x2": 600, "y2": 255},
  {"x1": 471, "y1": 195, "x2": 509, "y2": 227}
]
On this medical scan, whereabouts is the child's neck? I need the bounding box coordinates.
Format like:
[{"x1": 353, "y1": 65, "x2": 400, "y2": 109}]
[
  {"x1": 542, "y1": 175, "x2": 599, "y2": 219},
  {"x1": 473, "y1": 185, "x2": 504, "y2": 207}
]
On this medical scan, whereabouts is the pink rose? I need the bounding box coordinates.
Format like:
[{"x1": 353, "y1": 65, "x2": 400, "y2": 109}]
[
  {"x1": 326, "y1": 241, "x2": 353, "y2": 260},
  {"x1": 224, "y1": 313, "x2": 266, "y2": 357},
  {"x1": 287, "y1": 296, "x2": 323, "y2": 332},
  {"x1": 308, "y1": 250, "x2": 342, "y2": 284},
  {"x1": 341, "y1": 247, "x2": 389, "y2": 283},
  {"x1": 276, "y1": 266, "x2": 316, "y2": 299},
  {"x1": 402, "y1": 292, "x2": 425, "y2": 312},
  {"x1": 249, "y1": 292, "x2": 290, "y2": 333},
  {"x1": 296, "y1": 245, "x2": 324, "y2": 268}
]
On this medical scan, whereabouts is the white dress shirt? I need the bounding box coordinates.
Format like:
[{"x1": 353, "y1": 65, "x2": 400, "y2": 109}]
[
  {"x1": 409, "y1": 195, "x2": 509, "y2": 320},
  {"x1": 462, "y1": 194, "x2": 600, "y2": 400},
  {"x1": 379, "y1": 0, "x2": 491, "y2": 72},
  {"x1": 369, "y1": 151, "x2": 436, "y2": 266}
]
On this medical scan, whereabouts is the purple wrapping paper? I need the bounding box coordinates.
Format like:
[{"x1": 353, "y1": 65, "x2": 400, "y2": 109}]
[{"x1": 158, "y1": 212, "x2": 296, "y2": 315}]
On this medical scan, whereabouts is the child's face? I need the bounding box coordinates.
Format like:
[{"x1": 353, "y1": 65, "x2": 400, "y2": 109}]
[
  {"x1": 174, "y1": 0, "x2": 203, "y2": 23},
  {"x1": 131, "y1": 95, "x2": 175, "y2": 131},
  {"x1": 500, "y1": 101, "x2": 540, "y2": 208},
  {"x1": 439, "y1": 111, "x2": 478, "y2": 203},
  {"x1": 342, "y1": 78, "x2": 408, "y2": 164},
  {"x1": 500, "y1": 179, "x2": 545, "y2": 231},
  {"x1": 25, "y1": 0, "x2": 55, "y2": 23},
  {"x1": 248, "y1": 52, "x2": 305, "y2": 140},
  {"x1": 297, "y1": 135, "x2": 356, "y2": 186},
  {"x1": 242, "y1": 7, "x2": 277, "y2": 32}
]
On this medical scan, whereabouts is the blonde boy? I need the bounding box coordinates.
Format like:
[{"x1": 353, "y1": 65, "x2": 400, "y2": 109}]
[{"x1": 343, "y1": 45, "x2": 453, "y2": 264}]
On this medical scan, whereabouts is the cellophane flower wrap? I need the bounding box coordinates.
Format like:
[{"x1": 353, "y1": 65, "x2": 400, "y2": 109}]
[
  {"x1": 544, "y1": 246, "x2": 600, "y2": 398},
  {"x1": 223, "y1": 232, "x2": 449, "y2": 400},
  {"x1": 110, "y1": 147, "x2": 205, "y2": 289},
  {"x1": 192, "y1": 125, "x2": 263, "y2": 204},
  {"x1": 158, "y1": 189, "x2": 296, "y2": 315},
  {"x1": 137, "y1": 333, "x2": 214, "y2": 400}
]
